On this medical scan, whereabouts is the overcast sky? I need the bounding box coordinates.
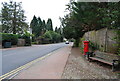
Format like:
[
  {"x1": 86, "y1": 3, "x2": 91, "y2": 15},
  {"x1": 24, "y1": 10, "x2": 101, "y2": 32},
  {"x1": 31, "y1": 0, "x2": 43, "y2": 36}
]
[{"x1": 0, "y1": 0, "x2": 70, "y2": 29}]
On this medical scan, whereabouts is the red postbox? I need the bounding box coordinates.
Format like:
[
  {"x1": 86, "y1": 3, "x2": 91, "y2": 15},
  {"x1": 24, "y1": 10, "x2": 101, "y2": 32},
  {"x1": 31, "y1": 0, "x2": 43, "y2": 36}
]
[{"x1": 83, "y1": 41, "x2": 89, "y2": 55}]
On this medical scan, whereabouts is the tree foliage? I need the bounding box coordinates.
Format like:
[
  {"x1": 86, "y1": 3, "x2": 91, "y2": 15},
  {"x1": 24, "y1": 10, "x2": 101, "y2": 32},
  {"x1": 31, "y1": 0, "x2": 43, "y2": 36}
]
[
  {"x1": 61, "y1": 1, "x2": 120, "y2": 47},
  {"x1": 30, "y1": 15, "x2": 63, "y2": 43},
  {"x1": 1, "y1": 1, "x2": 28, "y2": 34},
  {"x1": 30, "y1": 15, "x2": 39, "y2": 38},
  {"x1": 46, "y1": 18, "x2": 53, "y2": 31},
  {"x1": 55, "y1": 26, "x2": 62, "y2": 35},
  {"x1": 0, "y1": 33, "x2": 18, "y2": 45},
  {"x1": 39, "y1": 31, "x2": 61, "y2": 43},
  {"x1": 30, "y1": 16, "x2": 54, "y2": 39}
]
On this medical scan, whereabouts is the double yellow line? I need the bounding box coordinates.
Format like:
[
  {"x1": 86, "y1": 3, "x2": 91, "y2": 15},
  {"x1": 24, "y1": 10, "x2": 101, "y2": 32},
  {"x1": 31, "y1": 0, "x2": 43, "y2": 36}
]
[{"x1": 0, "y1": 49, "x2": 60, "y2": 80}]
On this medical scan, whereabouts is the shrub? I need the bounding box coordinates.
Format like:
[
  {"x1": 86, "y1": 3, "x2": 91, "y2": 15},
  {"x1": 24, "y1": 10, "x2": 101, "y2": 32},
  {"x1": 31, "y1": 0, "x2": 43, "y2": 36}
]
[
  {"x1": 22, "y1": 35, "x2": 31, "y2": 46},
  {"x1": 89, "y1": 41, "x2": 99, "y2": 51},
  {"x1": 43, "y1": 31, "x2": 61, "y2": 43},
  {"x1": 31, "y1": 42, "x2": 36, "y2": 44},
  {"x1": 21, "y1": 30, "x2": 32, "y2": 46},
  {"x1": 37, "y1": 31, "x2": 62, "y2": 44},
  {"x1": 38, "y1": 35, "x2": 52, "y2": 44},
  {"x1": 0, "y1": 33, "x2": 18, "y2": 46},
  {"x1": 43, "y1": 31, "x2": 52, "y2": 41}
]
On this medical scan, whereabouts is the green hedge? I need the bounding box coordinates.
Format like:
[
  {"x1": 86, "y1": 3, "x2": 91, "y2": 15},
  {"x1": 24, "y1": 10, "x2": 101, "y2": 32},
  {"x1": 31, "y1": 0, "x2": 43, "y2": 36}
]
[
  {"x1": 0, "y1": 33, "x2": 18, "y2": 45},
  {"x1": 1, "y1": 33, "x2": 32, "y2": 46},
  {"x1": 22, "y1": 35, "x2": 31, "y2": 46}
]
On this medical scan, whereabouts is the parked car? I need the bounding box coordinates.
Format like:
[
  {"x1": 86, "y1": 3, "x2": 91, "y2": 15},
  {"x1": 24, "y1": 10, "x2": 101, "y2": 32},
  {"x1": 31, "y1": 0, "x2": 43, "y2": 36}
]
[{"x1": 65, "y1": 41, "x2": 69, "y2": 44}]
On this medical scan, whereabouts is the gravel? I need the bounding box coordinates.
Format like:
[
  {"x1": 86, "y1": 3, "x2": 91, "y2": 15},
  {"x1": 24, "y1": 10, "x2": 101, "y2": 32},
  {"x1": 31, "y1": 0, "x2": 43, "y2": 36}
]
[{"x1": 62, "y1": 47, "x2": 120, "y2": 79}]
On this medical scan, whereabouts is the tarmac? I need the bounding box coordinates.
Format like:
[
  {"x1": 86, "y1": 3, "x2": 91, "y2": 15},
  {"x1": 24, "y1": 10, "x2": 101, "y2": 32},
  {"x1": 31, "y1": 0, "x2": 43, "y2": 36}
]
[{"x1": 13, "y1": 43, "x2": 73, "y2": 79}]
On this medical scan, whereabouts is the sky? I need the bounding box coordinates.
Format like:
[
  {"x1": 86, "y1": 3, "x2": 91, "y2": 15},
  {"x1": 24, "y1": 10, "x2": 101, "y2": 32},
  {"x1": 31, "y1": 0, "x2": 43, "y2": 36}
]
[{"x1": 0, "y1": 0, "x2": 70, "y2": 29}]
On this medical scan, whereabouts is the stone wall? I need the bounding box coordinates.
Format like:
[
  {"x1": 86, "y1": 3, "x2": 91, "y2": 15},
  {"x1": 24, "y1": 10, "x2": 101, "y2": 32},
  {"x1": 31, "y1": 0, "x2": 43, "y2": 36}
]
[
  {"x1": 17, "y1": 39, "x2": 25, "y2": 46},
  {"x1": 82, "y1": 28, "x2": 119, "y2": 53}
]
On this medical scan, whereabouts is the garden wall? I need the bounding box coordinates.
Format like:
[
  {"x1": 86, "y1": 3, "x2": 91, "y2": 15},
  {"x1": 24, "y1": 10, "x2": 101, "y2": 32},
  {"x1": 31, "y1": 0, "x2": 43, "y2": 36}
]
[
  {"x1": 17, "y1": 39, "x2": 25, "y2": 46},
  {"x1": 82, "y1": 28, "x2": 119, "y2": 53}
]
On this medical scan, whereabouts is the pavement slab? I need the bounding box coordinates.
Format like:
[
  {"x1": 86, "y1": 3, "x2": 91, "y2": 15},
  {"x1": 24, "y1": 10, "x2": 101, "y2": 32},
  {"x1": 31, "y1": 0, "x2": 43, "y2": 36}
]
[{"x1": 13, "y1": 44, "x2": 72, "y2": 79}]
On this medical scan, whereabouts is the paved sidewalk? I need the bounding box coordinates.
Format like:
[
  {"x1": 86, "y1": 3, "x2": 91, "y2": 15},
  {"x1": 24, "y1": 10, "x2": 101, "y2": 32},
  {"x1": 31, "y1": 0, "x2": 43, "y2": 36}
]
[{"x1": 13, "y1": 44, "x2": 72, "y2": 79}]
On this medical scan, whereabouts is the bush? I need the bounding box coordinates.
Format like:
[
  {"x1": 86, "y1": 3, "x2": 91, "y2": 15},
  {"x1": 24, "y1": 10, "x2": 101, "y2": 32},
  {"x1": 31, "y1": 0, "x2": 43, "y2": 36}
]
[
  {"x1": 43, "y1": 31, "x2": 61, "y2": 43},
  {"x1": 89, "y1": 41, "x2": 99, "y2": 51},
  {"x1": 22, "y1": 35, "x2": 31, "y2": 46},
  {"x1": 0, "y1": 33, "x2": 18, "y2": 46},
  {"x1": 38, "y1": 35, "x2": 52, "y2": 44},
  {"x1": 0, "y1": 31, "x2": 33, "y2": 47},
  {"x1": 21, "y1": 31, "x2": 32, "y2": 46},
  {"x1": 43, "y1": 31, "x2": 52, "y2": 41},
  {"x1": 37, "y1": 31, "x2": 62, "y2": 44},
  {"x1": 32, "y1": 42, "x2": 37, "y2": 44}
]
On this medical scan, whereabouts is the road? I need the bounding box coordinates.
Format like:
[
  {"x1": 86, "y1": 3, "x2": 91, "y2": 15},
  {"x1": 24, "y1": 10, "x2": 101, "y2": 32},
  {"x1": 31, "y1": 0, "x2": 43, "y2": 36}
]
[{"x1": 2, "y1": 43, "x2": 69, "y2": 75}]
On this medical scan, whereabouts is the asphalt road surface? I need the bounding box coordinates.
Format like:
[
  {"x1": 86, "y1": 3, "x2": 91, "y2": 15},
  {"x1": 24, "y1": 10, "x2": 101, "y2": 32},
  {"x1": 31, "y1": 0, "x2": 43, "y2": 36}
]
[{"x1": 2, "y1": 43, "x2": 69, "y2": 75}]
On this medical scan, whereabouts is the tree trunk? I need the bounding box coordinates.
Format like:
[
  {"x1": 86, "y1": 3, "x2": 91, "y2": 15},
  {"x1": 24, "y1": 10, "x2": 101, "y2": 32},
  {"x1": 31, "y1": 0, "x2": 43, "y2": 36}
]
[
  {"x1": 13, "y1": 2, "x2": 17, "y2": 34},
  {"x1": 13, "y1": 24, "x2": 16, "y2": 34}
]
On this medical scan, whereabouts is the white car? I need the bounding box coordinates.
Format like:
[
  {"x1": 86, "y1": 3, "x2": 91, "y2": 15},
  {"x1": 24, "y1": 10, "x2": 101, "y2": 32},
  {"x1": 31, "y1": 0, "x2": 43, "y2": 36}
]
[{"x1": 65, "y1": 41, "x2": 69, "y2": 44}]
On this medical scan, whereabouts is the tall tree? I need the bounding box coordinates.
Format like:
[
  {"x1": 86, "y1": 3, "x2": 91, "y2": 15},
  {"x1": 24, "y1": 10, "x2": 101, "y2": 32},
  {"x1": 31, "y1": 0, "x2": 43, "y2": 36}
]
[
  {"x1": 62, "y1": 1, "x2": 86, "y2": 47},
  {"x1": 30, "y1": 15, "x2": 38, "y2": 38},
  {"x1": 55, "y1": 27, "x2": 58, "y2": 33},
  {"x1": 30, "y1": 15, "x2": 40, "y2": 37},
  {"x1": 37, "y1": 17, "x2": 43, "y2": 35},
  {"x1": 1, "y1": 1, "x2": 28, "y2": 34},
  {"x1": 63, "y1": 1, "x2": 120, "y2": 47},
  {"x1": 42, "y1": 20, "x2": 47, "y2": 34},
  {"x1": 55, "y1": 26, "x2": 63, "y2": 42},
  {"x1": 46, "y1": 18, "x2": 53, "y2": 31}
]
